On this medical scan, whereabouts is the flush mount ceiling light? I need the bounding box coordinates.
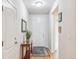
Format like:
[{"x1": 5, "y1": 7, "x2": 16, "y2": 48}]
[{"x1": 33, "y1": 0, "x2": 45, "y2": 7}]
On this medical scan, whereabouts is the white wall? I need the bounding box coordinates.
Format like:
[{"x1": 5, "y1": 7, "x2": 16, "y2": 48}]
[
  {"x1": 28, "y1": 14, "x2": 49, "y2": 48},
  {"x1": 16, "y1": 0, "x2": 29, "y2": 59},
  {"x1": 59, "y1": 0, "x2": 76, "y2": 59},
  {"x1": 16, "y1": 0, "x2": 29, "y2": 44}
]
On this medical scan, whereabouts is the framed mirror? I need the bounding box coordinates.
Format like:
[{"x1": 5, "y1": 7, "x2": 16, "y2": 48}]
[
  {"x1": 58, "y1": 12, "x2": 62, "y2": 22},
  {"x1": 21, "y1": 19, "x2": 27, "y2": 32}
]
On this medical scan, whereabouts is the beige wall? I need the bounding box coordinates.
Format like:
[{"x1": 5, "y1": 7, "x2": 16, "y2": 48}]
[{"x1": 59, "y1": 0, "x2": 76, "y2": 59}]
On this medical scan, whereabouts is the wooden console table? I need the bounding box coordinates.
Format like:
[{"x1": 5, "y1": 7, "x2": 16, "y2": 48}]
[{"x1": 20, "y1": 44, "x2": 32, "y2": 59}]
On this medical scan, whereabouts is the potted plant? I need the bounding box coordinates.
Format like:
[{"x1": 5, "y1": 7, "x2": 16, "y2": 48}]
[{"x1": 26, "y1": 30, "x2": 32, "y2": 44}]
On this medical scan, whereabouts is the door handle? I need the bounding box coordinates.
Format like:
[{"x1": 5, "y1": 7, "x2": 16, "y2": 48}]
[
  {"x1": 14, "y1": 37, "x2": 18, "y2": 44},
  {"x1": 14, "y1": 41, "x2": 18, "y2": 44}
]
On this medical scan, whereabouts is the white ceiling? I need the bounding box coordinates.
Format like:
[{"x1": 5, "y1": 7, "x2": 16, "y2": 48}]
[{"x1": 23, "y1": 0, "x2": 55, "y2": 14}]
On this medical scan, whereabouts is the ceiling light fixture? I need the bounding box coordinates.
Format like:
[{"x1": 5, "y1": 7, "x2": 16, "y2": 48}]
[{"x1": 33, "y1": 0, "x2": 45, "y2": 7}]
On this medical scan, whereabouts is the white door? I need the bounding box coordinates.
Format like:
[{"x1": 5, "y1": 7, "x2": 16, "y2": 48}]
[{"x1": 2, "y1": 6, "x2": 18, "y2": 59}]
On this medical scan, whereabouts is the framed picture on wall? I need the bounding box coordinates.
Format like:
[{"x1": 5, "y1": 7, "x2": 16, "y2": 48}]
[
  {"x1": 58, "y1": 12, "x2": 62, "y2": 22},
  {"x1": 21, "y1": 19, "x2": 27, "y2": 32}
]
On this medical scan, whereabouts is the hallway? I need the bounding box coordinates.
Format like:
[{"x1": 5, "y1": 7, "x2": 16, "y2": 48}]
[{"x1": 2, "y1": 0, "x2": 76, "y2": 59}]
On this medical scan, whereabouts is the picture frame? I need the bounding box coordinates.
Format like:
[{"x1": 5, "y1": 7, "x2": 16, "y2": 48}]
[
  {"x1": 21, "y1": 19, "x2": 27, "y2": 32},
  {"x1": 58, "y1": 12, "x2": 62, "y2": 22}
]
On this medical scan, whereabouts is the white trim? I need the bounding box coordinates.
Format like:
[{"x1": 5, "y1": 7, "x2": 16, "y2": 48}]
[
  {"x1": 7, "y1": 0, "x2": 16, "y2": 9},
  {"x1": 50, "y1": 0, "x2": 59, "y2": 13},
  {"x1": 2, "y1": 0, "x2": 16, "y2": 10}
]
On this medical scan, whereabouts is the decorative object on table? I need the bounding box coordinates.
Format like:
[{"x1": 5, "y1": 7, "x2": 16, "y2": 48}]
[
  {"x1": 23, "y1": 34, "x2": 26, "y2": 44},
  {"x1": 58, "y1": 12, "x2": 62, "y2": 22},
  {"x1": 26, "y1": 30, "x2": 32, "y2": 44},
  {"x1": 58, "y1": 26, "x2": 62, "y2": 33},
  {"x1": 21, "y1": 19, "x2": 27, "y2": 32}
]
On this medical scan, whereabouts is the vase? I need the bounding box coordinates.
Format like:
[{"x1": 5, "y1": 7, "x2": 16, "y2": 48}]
[{"x1": 26, "y1": 40, "x2": 29, "y2": 44}]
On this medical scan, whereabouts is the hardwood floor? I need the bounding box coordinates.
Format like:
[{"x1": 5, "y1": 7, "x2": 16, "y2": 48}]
[
  {"x1": 31, "y1": 55, "x2": 53, "y2": 59},
  {"x1": 30, "y1": 51, "x2": 53, "y2": 59}
]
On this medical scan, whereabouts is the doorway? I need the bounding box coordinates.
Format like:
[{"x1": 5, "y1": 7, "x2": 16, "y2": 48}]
[{"x1": 52, "y1": 5, "x2": 59, "y2": 59}]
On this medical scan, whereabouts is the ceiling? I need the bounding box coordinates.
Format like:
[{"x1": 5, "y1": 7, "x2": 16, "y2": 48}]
[{"x1": 23, "y1": 0, "x2": 55, "y2": 14}]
